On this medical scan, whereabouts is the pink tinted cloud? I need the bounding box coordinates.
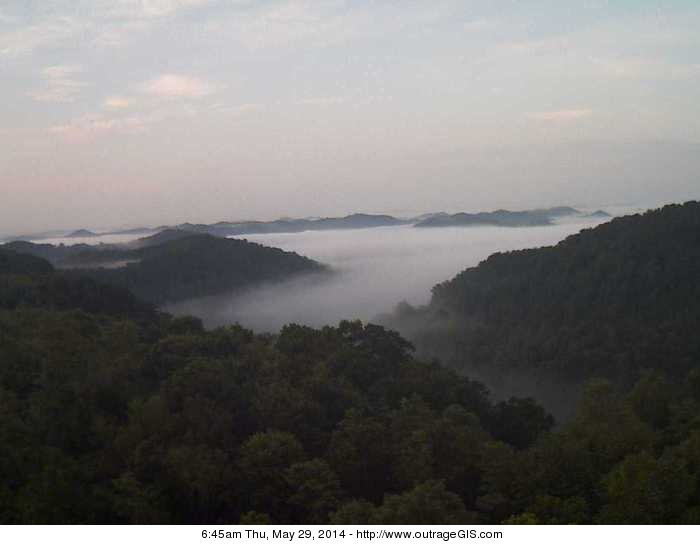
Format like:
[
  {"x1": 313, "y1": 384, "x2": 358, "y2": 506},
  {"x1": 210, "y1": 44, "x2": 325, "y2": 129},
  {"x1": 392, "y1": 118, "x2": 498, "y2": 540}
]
[{"x1": 141, "y1": 74, "x2": 216, "y2": 98}]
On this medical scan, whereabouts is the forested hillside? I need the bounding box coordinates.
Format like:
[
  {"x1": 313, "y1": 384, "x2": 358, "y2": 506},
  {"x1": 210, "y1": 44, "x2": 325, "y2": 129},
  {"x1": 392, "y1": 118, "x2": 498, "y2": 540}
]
[
  {"x1": 0, "y1": 249, "x2": 155, "y2": 319},
  {"x1": 383, "y1": 202, "x2": 700, "y2": 412},
  {"x1": 5, "y1": 234, "x2": 327, "y2": 305},
  {"x1": 3, "y1": 244, "x2": 700, "y2": 524}
]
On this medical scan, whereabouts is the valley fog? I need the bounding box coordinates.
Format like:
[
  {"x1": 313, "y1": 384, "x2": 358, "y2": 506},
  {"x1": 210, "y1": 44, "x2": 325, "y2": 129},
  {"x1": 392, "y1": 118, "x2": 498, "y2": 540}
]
[
  {"x1": 24, "y1": 233, "x2": 145, "y2": 247},
  {"x1": 165, "y1": 218, "x2": 609, "y2": 331}
]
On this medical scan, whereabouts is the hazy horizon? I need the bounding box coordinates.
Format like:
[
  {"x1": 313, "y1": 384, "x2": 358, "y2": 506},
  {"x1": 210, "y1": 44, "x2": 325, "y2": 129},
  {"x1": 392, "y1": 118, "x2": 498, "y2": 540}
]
[
  {"x1": 2, "y1": 1, "x2": 699, "y2": 236},
  {"x1": 0, "y1": 199, "x2": 670, "y2": 240}
]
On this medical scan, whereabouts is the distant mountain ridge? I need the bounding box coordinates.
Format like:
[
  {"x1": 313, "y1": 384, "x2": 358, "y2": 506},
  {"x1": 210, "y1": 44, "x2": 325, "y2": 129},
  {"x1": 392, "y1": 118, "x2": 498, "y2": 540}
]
[
  {"x1": 0, "y1": 206, "x2": 609, "y2": 243},
  {"x1": 127, "y1": 207, "x2": 609, "y2": 236},
  {"x1": 415, "y1": 206, "x2": 608, "y2": 228},
  {"x1": 172, "y1": 213, "x2": 406, "y2": 237},
  {"x1": 65, "y1": 228, "x2": 99, "y2": 238}
]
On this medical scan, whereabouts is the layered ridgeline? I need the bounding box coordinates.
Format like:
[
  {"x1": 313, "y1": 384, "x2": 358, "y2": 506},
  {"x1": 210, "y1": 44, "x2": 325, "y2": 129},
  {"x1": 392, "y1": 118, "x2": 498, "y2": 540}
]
[
  {"x1": 4, "y1": 246, "x2": 700, "y2": 525},
  {"x1": 382, "y1": 201, "x2": 700, "y2": 414},
  {"x1": 2, "y1": 206, "x2": 610, "y2": 242},
  {"x1": 145, "y1": 207, "x2": 607, "y2": 236},
  {"x1": 4, "y1": 232, "x2": 327, "y2": 305},
  {"x1": 414, "y1": 206, "x2": 600, "y2": 228}
]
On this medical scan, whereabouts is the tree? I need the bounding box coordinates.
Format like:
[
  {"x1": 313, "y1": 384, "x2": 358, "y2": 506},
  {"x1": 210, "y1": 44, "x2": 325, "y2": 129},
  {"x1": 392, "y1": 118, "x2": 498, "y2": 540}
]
[
  {"x1": 489, "y1": 397, "x2": 554, "y2": 449},
  {"x1": 236, "y1": 430, "x2": 306, "y2": 520},
  {"x1": 524, "y1": 495, "x2": 588, "y2": 525},
  {"x1": 284, "y1": 459, "x2": 343, "y2": 523},
  {"x1": 374, "y1": 480, "x2": 473, "y2": 524},
  {"x1": 330, "y1": 500, "x2": 378, "y2": 525},
  {"x1": 596, "y1": 452, "x2": 694, "y2": 524},
  {"x1": 327, "y1": 410, "x2": 394, "y2": 502},
  {"x1": 627, "y1": 372, "x2": 673, "y2": 429}
]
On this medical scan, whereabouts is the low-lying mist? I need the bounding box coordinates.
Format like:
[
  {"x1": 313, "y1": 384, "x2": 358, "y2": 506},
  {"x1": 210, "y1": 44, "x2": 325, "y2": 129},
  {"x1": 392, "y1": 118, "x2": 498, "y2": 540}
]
[
  {"x1": 164, "y1": 218, "x2": 610, "y2": 332},
  {"x1": 33, "y1": 233, "x2": 146, "y2": 246}
]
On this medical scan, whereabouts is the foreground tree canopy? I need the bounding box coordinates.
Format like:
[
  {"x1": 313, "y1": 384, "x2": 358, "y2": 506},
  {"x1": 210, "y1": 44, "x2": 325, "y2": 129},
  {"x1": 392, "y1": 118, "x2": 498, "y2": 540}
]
[{"x1": 1, "y1": 202, "x2": 700, "y2": 524}]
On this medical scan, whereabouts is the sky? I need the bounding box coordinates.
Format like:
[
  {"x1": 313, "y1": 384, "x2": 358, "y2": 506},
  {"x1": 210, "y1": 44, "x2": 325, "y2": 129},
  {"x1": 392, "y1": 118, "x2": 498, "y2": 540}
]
[{"x1": 1, "y1": 0, "x2": 699, "y2": 236}]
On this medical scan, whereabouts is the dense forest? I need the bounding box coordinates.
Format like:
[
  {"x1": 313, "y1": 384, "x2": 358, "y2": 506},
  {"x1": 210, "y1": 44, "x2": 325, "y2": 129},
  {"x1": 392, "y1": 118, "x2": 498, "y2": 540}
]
[
  {"x1": 2, "y1": 204, "x2": 700, "y2": 524},
  {"x1": 5, "y1": 233, "x2": 327, "y2": 305},
  {"x1": 383, "y1": 201, "x2": 700, "y2": 415}
]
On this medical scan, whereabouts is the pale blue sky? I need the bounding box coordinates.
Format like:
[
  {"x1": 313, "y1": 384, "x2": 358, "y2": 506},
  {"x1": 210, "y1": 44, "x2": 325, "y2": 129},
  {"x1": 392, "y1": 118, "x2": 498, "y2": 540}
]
[{"x1": 1, "y1": 1, "x2": 699, "y2": 235}]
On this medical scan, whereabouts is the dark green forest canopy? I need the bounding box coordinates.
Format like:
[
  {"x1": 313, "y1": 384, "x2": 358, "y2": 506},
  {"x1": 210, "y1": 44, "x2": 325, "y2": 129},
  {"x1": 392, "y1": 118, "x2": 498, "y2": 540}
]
[
  {"x1": 383, "y1": 201, "x2": 700, "y2": 409},
  {"x1": 0, "y1": 249, "x2": 156, "y2": 319},
  {"x1": 0, "y1": 249, "x2": 53, "y2": 275},
  {"x1": 0, "y1": 253, "x2": 536, "y2": 524},
  {"x1": 1, "y1": 202, "x2": 700, "y2": 525},
  {"x1": 4, "y1": 233, "x2": 328, "y2": 305}
]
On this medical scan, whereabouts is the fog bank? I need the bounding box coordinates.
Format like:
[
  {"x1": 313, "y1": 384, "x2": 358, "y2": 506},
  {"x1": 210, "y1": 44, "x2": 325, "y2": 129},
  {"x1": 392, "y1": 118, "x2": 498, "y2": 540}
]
[{"x1": 165, "y1": 218, "x2": 612, "y2": 331}]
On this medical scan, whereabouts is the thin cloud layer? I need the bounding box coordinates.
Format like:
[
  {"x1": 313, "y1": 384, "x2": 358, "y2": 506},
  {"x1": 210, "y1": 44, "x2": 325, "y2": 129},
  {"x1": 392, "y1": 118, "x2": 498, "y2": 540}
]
[
  {"x1": 105, "y1": 0, "x2": 214, "y2": 19},
  {"x1": 49, "y1": 113, "x2": 148, "y2": 141},
  {"x1": 104, "y1": 96, "x2": 132, "y2": 109},
  {"x1": 28, "y1": 65, "x2": 87, "y2": 103},
  {"x1": 141, "y1": 74, "x2": 216, "y2": 98}
]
